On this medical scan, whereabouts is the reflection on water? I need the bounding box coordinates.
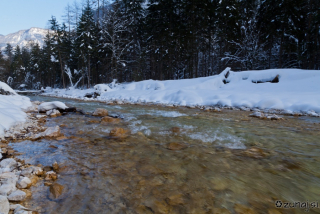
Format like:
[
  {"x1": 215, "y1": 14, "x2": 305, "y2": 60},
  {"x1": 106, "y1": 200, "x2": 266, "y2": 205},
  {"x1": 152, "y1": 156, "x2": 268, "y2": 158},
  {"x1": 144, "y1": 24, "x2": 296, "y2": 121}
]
[{"x1": 10, "y1": 96, "x2": 320, "y2": 213}]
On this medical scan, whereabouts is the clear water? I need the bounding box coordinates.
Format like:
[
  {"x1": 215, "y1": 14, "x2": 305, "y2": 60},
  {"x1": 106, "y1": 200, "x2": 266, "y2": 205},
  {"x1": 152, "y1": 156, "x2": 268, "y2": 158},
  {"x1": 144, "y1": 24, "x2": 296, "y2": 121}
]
[{"x1": 11, "y1": 96, "x2": 320, "y2": 214}]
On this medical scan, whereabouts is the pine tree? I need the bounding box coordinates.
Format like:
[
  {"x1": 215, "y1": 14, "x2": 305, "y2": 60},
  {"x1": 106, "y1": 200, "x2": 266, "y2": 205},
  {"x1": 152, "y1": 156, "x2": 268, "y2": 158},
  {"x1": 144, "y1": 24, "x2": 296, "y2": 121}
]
[
  {"x1": 76, "y1": 0, "x2": 98, "y2": 87},
  {"x1": 49, "y1": 16, "x2": 67, "y2": 88}
]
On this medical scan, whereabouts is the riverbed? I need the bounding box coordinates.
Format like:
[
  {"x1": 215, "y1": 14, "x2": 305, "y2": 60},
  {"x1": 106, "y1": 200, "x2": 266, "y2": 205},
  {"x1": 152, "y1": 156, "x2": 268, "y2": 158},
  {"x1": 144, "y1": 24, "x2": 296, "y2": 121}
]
[{"x1": 10, "y1": 96, "x2": 320, "y2": 214}]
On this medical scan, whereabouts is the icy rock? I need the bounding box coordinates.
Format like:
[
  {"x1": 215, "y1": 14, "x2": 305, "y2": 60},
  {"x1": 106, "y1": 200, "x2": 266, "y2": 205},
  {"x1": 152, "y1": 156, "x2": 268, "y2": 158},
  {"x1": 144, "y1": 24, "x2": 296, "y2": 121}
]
[
  {"x1": 249, "y1": 112, "x2": 264, "y2": 118},
  {"x1": 16, "y1": 177, "x2": 31, "y2": 189},
  {"x1": 38, "y1": 101, "x2": 68, "y2": 112},
  {"x1": 213, "y1": 107, "x2": 221, "y2": 112},
  {"x1": 7, "y1": 190, "x2": 26, "y2": 202},
  {"x1": 240, "y1": 106, "x2": 250, "y2": 111},
  {"x1": 0, "y1": 195, "x2": 9, "y2": 214},
  {"x1": 0, "y1": 159, "x2": 17, "y2": 171},
  {"x1": 308, "y1": 111, "x2": 319, "y2": 117},
  {"x1": 266, "y1": 114, "x2": 283, "y2": 120}
]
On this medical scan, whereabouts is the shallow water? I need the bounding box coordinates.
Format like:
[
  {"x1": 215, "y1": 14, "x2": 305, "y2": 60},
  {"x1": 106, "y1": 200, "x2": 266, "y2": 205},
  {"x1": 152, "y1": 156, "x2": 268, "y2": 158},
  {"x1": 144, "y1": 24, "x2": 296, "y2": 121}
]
[{"x1": 11, "y1": 96, "x2": 320, "y2": 214}]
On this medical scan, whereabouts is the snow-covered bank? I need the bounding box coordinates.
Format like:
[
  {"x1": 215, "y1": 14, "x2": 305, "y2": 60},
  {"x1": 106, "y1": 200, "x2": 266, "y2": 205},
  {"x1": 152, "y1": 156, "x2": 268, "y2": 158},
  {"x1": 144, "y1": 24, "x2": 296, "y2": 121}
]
[
  {"x1": 42, "y1": 68, "x2": 320, "y2": 116},
  {"x1": 0, "y1": 82, "x2": 32, "y2": 138}
]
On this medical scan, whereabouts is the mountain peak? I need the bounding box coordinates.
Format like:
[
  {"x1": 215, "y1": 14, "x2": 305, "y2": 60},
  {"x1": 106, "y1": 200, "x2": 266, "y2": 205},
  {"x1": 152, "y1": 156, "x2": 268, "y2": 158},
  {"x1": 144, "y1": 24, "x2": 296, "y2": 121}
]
[{"x1": 0, "y1": 27, "x2": 49, "y2": 51}]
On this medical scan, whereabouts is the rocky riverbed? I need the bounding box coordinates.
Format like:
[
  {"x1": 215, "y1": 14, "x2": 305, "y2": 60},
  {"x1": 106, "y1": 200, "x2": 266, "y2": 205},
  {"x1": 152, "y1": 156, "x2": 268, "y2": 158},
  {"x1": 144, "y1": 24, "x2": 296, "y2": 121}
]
[{"x1": 2, "y1": 96, "x2": 320, "y2": 214}]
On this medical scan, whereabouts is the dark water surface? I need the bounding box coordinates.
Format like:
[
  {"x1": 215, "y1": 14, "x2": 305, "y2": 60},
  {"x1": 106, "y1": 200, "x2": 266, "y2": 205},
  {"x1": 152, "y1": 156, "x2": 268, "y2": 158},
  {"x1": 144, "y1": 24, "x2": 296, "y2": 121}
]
[{"x1": 10, "y1": 96, "x2": 320, "y2": 214}]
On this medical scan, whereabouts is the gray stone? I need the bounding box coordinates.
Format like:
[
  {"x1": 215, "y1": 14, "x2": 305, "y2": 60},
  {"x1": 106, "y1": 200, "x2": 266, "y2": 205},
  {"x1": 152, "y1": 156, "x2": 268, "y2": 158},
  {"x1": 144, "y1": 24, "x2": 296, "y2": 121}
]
[
  {"x1": 0, "y1": 159, "x2": 17, "y2": 171},
  {"x1": 11, "y1": 204, "x2": 33, "y2": 214},
  {"x1": 16, "y1": 177, "x2": 31, "y2": 189},
  {"x1": 20, "y1": 166, "x2": 42, "y2": 177},
  {"x1": 0, "y1": 195, "x2": 9, "y2": 214},
  {"x1": 0, "y1": 183, "x2": 16, "y2": 196},
  {"x1": 7, "y1": 190, "x2": 26, "y2": 202},
  {"x1": 20, "y1": 168, "x2": 33, "y2": 177}
]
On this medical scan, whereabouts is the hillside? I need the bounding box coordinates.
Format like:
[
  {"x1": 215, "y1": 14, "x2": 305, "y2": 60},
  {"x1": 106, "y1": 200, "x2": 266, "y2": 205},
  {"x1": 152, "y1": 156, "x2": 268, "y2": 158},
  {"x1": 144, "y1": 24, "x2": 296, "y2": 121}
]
[{"x1": 0, "y1": 27, "x2": 49, "y2": 51}]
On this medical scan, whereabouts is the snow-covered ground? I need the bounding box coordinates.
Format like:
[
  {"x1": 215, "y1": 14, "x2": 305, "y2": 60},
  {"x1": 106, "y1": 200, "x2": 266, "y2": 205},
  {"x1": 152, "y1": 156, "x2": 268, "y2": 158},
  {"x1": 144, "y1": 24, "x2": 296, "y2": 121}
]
[
  {"x1": 42, "y1": 68, "x2": 320, "y2": 115},
  {"x1": 0, "y1": 82, "x2": 32, "y2": 138}
]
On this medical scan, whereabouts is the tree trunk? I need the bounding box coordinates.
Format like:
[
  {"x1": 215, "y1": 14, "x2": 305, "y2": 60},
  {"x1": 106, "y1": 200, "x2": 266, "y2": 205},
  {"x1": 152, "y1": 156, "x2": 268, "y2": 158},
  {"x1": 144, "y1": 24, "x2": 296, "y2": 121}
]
[{"x1": 58, "y1": 51, "x2": 65, "y2": 88}]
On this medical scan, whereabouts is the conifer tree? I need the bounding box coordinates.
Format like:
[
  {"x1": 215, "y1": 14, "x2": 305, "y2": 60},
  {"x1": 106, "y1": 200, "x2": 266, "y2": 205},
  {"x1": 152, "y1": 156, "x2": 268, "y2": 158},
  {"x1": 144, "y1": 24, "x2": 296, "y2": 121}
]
[{"x1": 76, "y1": 0, "x2": 98, "y2": 87}]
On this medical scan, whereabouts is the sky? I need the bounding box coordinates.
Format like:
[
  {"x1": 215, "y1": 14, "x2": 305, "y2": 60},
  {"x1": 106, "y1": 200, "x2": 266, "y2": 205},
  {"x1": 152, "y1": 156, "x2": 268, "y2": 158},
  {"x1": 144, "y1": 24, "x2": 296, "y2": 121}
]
[{"x1": 0, "y1": 0, "x2": 78, "y2": 35}]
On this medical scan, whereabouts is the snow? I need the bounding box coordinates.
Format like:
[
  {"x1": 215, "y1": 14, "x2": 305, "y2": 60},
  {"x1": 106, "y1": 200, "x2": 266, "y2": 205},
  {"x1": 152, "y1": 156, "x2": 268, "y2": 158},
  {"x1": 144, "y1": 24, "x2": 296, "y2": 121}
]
[
  {"x1": 43, "y1": 68, "x2": 320, "y2": 115},
  {"x1": 0, "y1": 82, "x2": 17, "y2": 95},
  {"x1": 0, "y1": 81, "x2": 32, "y2": 138},
  {"x1": 38, "y1": 101, "x2": 68, "y2": 112}
]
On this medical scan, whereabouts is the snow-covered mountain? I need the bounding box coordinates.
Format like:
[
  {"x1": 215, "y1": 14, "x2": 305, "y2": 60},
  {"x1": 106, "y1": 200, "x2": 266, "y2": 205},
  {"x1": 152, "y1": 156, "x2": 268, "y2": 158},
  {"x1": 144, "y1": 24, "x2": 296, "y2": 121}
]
[{"x1": 0, "y1": 27, "x2": 49, "y2": 51}]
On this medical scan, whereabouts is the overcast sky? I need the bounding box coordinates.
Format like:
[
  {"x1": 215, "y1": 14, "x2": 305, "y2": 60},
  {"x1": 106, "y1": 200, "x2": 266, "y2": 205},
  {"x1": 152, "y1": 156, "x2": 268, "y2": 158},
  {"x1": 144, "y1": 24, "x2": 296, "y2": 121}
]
[{"x1": 0, "y1": 0, "x2": 78, "y2": 35}]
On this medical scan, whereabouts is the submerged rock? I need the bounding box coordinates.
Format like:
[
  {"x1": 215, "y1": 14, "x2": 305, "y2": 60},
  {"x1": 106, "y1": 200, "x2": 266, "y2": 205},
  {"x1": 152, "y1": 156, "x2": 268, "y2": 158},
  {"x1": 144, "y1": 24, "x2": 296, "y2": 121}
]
[
  {"x1": 32, "y1": 126, "x2": 61, "y2": 140},
  {"x1": 52, "y1": 162, "x2": 59, "y2": 172},
  {"x1": 101, "y1": 116, "x2": 121, "y2": 123},
  {"x1": 234, "y1": 203, "x2": 256, "y2": 214},
  {"x1": 109, "y1": 128, "x2": 130, "y2": 138},
  {"x1": 171, "y1": 127, "x2": 180, "y2": 133},
  {"x1": 242, "y1": 147, "x2": 269, "y2": 159},
  {"x1": 166, "y1": 142, "x2": 188, "y2": 150},
  {"x1": 92, "y1": 108, "x2": 108, "y2": 117},
  {"x1": 49, "y1": 183, "x2": 64, "y2": 199}
]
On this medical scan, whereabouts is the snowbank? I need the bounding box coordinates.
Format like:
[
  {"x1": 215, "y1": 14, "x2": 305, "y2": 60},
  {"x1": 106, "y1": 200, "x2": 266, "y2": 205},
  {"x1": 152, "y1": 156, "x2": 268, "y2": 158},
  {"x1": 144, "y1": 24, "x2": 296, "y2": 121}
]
[
  {"x1": 42, "y1": 68, "x2": 320, "y2": 114},
  {"x1": 0, "y1": 82, "x2": 17, "y2": 95},
  {"x1": 0, "y1": 82, "x2": 32, "y2": 138}
]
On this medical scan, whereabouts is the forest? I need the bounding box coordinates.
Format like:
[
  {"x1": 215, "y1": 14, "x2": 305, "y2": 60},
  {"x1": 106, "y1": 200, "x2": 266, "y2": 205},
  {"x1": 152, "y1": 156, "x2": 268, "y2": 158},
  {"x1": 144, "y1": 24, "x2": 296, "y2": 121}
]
[{"x1": 0, "y1": 0, "x2": 319, "y2": 89}]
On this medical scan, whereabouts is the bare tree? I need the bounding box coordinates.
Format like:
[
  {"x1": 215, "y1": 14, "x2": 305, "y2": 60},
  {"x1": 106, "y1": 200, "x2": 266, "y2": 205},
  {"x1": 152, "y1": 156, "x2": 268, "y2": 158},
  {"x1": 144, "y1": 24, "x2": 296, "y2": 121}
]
[{"x1": 100, "y1": 2, "x2": 133, "y2": 82}]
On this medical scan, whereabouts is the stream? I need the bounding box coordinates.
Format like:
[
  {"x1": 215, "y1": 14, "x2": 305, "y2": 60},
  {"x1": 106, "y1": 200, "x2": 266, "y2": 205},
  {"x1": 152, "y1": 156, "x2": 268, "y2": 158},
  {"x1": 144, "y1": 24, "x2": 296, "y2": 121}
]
[{"x1": 10, "y1": 96, "x2": 320, "y2": 214}]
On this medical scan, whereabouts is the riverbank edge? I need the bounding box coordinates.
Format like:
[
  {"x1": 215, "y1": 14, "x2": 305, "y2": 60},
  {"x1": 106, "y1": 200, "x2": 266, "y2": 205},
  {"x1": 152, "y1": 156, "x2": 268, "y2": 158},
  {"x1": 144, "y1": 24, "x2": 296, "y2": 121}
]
[
  {"x1": 39, "y1": 93, "x2": 320, "y2": 118},
  {"x1": 0, "y1": 101, "x2": 64, "y2": 214}
]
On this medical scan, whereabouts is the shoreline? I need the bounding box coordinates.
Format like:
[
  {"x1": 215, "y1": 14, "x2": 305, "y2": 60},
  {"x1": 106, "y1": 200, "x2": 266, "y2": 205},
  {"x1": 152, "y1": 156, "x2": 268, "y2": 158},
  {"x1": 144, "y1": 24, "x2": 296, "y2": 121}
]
[
  {"x1": 0, "y1": 101, "x2": 65, "y2": 214},
  {"x1": 38, "y1": 93, "x2": 319, "y2": 119}
]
